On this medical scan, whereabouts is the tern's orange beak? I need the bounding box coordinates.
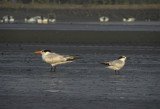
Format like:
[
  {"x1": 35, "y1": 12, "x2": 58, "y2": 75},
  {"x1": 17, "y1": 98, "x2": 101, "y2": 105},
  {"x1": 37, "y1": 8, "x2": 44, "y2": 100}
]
[{"x1": 34, "y1": 51, "x2": 42, "y2": 53}]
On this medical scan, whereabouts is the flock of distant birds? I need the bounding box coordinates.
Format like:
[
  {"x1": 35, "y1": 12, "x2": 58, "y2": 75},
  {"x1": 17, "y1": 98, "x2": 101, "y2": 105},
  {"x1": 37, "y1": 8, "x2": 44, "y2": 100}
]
[
  {"x1": 0, "y1": 15, "x2": 56, "y2": 24},
  {"x1": 99, "y1": 16, "x2": 136, "y2": 22},
  {"x1": 0, "y1": 15, "x2": 139, "y2": 24},
  {"x1": 35, "y1": 49, "x2": 130, "y2": 75}
]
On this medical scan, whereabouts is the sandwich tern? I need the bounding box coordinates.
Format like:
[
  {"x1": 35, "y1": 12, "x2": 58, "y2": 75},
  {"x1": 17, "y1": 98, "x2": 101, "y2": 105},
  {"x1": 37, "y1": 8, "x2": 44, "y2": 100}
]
[
  {"x1": 34, "y1": 49, "x2": 78, "y2": 72},
  {"x1": 102, "y1": 56, "x2": 129, "y2": 75}
]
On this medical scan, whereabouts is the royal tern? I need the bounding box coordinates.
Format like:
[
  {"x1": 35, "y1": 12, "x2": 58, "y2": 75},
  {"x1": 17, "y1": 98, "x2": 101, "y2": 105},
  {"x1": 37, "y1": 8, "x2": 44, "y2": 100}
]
[
  {"x1": 34, "y1": 49, "x2": 78, "y2": 72},
  {"x1": 102, "y1": 56, "x2": 129, "y2": 75}
]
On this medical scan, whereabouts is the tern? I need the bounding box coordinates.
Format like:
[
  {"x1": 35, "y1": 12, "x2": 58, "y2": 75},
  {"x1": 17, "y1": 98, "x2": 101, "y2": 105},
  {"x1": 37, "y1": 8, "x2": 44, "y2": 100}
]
[
  {"x1": 34, "y1": 49, "x2": 78, "y2": 72},
  {"x1": 101, "y1": 56, "x2": 129, "y2": 75}
]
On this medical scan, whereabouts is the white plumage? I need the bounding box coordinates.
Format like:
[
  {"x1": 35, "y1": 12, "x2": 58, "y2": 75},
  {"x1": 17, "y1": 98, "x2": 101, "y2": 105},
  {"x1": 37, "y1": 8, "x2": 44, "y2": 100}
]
[
  {"x1": 35, "y1": 49, "x2": 78, "y2": 72},
  {"x1": 102, "y1": 56, "x2": 128, "y2": 75}
]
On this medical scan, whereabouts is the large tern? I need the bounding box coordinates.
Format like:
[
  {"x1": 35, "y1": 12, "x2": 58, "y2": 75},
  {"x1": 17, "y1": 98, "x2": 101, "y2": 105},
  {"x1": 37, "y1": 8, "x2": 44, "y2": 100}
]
[
  {"x1": 101, "y1": 56, "x2": 129, "y2": 75},
  {"x1": 34, "y1": 49, "x2": 78, "y2": 72}
]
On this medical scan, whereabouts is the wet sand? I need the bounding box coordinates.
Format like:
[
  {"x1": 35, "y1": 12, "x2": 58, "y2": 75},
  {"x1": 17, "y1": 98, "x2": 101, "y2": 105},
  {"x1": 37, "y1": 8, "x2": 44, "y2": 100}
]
[
  {"x1": 0, "y1": 23, "x2": 160, "y2": 109},
  {"x1": 0, "y1": 30, "x2": 160, "y2": 46},
  {"x1": 0, "y1": 43, "x2": 160, "y2": 109},
  {"x1": 0, "y1": 23, "x2": 160, "y2": 46}
]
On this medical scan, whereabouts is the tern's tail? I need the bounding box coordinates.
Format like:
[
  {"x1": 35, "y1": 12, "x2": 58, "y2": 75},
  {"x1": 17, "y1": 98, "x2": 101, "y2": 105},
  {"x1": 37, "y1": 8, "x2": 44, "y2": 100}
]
[
  {"x1": 101, "y1": 61, "x2": 109, "y2": 65},
  {"x1": 66, "y1": 55, "x2": 79, "y2": 61}
]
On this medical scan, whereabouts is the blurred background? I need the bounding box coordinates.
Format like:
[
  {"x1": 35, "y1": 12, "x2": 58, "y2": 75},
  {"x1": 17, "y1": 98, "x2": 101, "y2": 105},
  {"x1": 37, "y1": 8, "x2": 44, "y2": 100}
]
[{"x1": 0, "y1": 0, "x2": 160, "y2": 23}]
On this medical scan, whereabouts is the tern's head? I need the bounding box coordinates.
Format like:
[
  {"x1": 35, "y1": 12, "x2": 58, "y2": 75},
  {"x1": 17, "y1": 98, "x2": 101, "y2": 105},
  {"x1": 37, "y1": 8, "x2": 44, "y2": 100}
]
[
  {"x1": 34, "y1": 49, "x2": 51, "y2": 54},
  {"x1": 118, "y1": 56, "x2": 130, "y2": 61},
  {"x1": 118, "y1": 56, "x2": 127, "y2": 61}
]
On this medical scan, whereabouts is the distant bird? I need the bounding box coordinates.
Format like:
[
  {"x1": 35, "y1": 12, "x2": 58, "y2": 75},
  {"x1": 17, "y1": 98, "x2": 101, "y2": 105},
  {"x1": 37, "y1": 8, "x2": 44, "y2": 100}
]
[
  {"x1": 123, "y1": 17, "x2": 135, "y2": 22},
  {"x1": 34, "y1": 49, "x2": 78, "y2": 72},
  {"x1": 101, "y1": 56, "x2": 129, "y2": 75}
]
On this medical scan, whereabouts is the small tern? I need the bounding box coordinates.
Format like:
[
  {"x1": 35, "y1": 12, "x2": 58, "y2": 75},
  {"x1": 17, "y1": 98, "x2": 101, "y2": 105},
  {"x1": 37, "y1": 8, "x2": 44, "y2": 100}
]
[
  {"x1": 101, "y1": 56, "x2": 129, "y2": 75},
  {"x1": 34, "y1": 49, "x2": 78, "y2": 72}
]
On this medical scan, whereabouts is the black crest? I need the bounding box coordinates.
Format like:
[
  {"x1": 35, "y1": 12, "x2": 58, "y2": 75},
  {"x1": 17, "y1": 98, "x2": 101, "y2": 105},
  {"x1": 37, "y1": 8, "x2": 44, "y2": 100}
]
[
  {"x1": 42, "y1": 50, "x2": 51, "y2": 52},
  {"x1": 118, "y1": 56, "x2": 125, "y2": 59}
]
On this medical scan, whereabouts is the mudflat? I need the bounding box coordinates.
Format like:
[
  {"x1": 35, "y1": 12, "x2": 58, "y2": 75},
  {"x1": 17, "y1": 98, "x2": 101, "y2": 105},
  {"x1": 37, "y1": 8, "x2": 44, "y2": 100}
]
[
  {"x1": 0, "y1": 43, "x2": 160, "y2": 109},
  {"x1": 0, "y1": 23, "x2": 160, "y2": 45},
  {"x1": 0, "y1": 22, "x2": 160, "y2": 109}
]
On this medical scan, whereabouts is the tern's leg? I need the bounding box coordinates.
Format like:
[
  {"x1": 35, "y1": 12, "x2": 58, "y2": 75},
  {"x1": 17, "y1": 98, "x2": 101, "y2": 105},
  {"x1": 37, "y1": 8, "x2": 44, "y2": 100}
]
[
  {"x1": 117, "y1": 71, "x2": 120, "y2": 75},
  {"x1": 53, "y1": 66, "x2": 56, "y2": 72},
  {"x1": 50, "y1": 66, "x2": 53, "y2": 72},
  {"x1": 115, "y1": 70, "x2": 117, "y2": 75}
]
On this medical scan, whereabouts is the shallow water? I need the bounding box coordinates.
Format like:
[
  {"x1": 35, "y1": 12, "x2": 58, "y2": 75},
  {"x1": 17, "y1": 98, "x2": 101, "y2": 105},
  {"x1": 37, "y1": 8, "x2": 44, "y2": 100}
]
[{"x1": 0, "y1": 43, "x2": 160, "y2": 109}]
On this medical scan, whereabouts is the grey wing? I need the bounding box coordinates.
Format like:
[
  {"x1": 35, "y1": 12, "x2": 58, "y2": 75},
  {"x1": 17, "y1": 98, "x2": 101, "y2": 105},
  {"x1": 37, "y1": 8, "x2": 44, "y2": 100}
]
[
  {"x1": 109, "y1": 60, "x2": 124, "y2": 67},
  {"x1": 45, "y1": 53, "x2": 67, "y2": 63}
]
